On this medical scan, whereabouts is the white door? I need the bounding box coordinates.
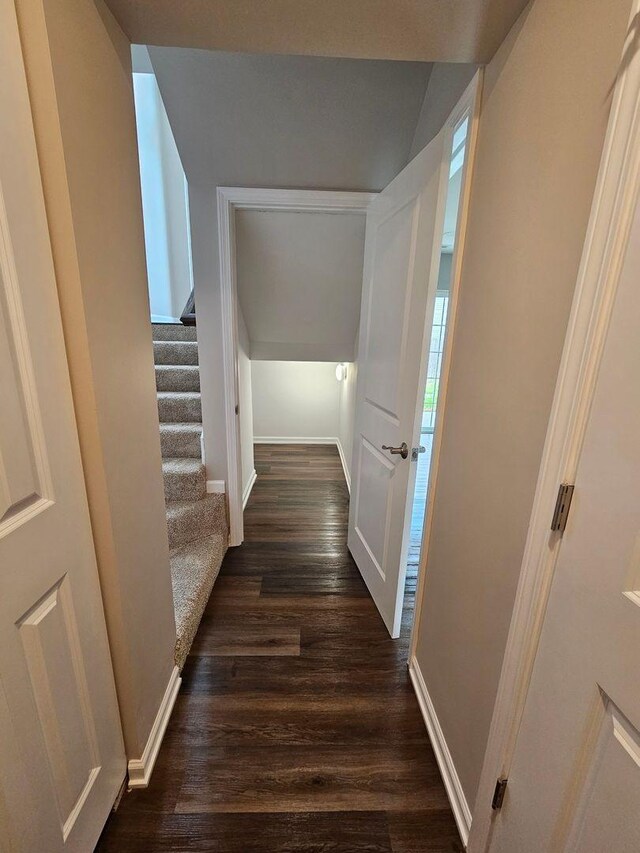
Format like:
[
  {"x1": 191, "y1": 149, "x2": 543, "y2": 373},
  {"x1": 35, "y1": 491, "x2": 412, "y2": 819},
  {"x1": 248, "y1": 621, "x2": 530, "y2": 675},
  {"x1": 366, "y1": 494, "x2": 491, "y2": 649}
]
[
  {"x1": 489, "y1": 170, "x2": 640, "y2": 852},
  {"x1": 347, "y1": 129, "x2": 449, "y2": 637},
  {"x1": 0, "y1": 3, "x2": 126, "y2": 850}
]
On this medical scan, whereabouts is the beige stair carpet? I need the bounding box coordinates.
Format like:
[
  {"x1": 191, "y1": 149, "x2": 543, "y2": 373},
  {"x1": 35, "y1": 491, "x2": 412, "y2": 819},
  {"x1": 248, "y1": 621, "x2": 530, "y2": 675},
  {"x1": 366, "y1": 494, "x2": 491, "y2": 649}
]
[{"x1": 153, "y1": 322, "x2": 228, "y2": 669}]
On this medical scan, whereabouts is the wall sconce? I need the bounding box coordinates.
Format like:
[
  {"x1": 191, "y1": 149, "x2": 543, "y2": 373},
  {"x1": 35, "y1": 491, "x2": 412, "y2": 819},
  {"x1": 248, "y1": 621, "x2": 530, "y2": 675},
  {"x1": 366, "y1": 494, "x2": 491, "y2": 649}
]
[{"x1": 335, "y1": 363, "x2": 348, "y2": 382}]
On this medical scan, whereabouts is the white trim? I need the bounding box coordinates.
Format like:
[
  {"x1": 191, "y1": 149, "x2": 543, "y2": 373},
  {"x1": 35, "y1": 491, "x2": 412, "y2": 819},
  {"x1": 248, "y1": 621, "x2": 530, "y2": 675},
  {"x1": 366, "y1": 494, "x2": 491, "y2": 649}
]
[
  {"x1": 336, "y1": 438, "x2": 351, "y2": 493},
  {"x1": 409, "y1": 657, "x2": 471, "y2": 846},
  {"x1": 217, "y1": 187, "x2": 375, "y2": 547},
  {"x1": 150, "y1": 313, "x2": 180, "y2": 324},
  {"x1": 206, "y1": 479, "x2": 226, "y2": 494},
  {"x1": 468, "y1": 7, "x2": 640, "y2": 849},
  {"x1": 409, "y1": 71, "x2": 483, "y2": 658},
  {"x1": 242, "y1": 468, "x2": 257, "y2": 509},
  {"x1": 253, "y1": 436, "x2": 338, "y2": 445},
  {"x1": 127, "y1": 666, "x2": 181, "y2": 789}
]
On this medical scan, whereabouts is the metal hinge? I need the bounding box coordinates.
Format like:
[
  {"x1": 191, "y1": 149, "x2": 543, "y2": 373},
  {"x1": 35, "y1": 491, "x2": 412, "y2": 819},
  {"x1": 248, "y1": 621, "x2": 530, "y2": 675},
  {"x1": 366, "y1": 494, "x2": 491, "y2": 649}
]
[
  {"x1": 551, "y1": 483, "x2": 575, "y2": 533},
  {"x1": 492, "y1": 778, "x2": 508, "y2": 810}
]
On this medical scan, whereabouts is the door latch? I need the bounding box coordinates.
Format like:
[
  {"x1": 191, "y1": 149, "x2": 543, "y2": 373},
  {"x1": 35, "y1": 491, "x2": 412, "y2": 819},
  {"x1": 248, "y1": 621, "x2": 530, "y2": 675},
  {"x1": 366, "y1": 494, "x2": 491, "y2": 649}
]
[
  {"x1": 411, "y1": 446, "x2": 426, "y2": 461},
  {"x1": 382, "y1": 442, "x2": 409, "y2": 459}
]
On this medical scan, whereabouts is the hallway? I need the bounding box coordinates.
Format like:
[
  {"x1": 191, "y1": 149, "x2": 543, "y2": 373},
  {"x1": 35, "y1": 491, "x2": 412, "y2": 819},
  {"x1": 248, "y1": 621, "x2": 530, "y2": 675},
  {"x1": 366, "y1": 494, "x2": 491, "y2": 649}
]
[{"x1": 96, "y1": 444, "x2": 460, "y2": 852}]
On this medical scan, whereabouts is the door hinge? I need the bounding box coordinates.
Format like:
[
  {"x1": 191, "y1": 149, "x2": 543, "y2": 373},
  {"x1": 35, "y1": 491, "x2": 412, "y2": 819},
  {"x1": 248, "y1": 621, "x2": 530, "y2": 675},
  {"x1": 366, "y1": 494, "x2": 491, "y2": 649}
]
[
  {"x1": 492, "y1": 777, "x2": 508, "y2": 810},
  {"x1": 551, "y1": 483, "x2": 575, "y2": 533}
]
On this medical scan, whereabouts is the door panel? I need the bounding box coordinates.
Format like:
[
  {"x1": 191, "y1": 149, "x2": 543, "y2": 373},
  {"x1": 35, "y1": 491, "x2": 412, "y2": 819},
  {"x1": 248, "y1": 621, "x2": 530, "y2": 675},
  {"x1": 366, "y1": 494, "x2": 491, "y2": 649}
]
[
  {"x1": 348, "y1": 129, "x2": 448, "y2": 637},
  {"x1": 490, "y1": 164, "x2": 640, "y2": 853},
  {"x1": 567, "y1": 698, "x2": 640, "y2": 853},
  {"x1": 0, "y1": 1, "x2": 125, "y2": 849},
  {"x1": 363, "y1": 199, "x2": 417, "y2": 418},
  {"x1": 0, "y1": 256, "x2": 51, "y2": 528},
  {"x1": 353, "y1": 438, "x2": 396, "y2": 579},
  {"x1": 17, "y1": 576, "x2": 101, "y2": 839}
]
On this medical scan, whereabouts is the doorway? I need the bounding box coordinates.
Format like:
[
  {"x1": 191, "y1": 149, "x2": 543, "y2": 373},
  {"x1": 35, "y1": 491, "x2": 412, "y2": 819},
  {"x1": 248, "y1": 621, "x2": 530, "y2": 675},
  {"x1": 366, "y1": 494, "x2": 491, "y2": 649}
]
[
  {"x1": 406, "y1": 116, "x2": 469, "y2": 595},
  {"x1": 217, "y1": 188, "x2": 374, "y2": 545}
]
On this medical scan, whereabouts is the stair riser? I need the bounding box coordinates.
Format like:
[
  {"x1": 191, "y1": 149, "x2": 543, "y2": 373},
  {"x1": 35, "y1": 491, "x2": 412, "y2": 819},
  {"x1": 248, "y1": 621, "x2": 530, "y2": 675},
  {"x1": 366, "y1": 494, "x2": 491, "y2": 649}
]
[
  {"x1": 153, "y1": 341, "x2": 199, "y2": 366},
  {"x1": 167, "y1": 495, "x2": 226, "y2": 549},
  {"x1": 158, "y1": 395, "x2": 202, "y2": 423},
  {"x1": 160, "y1": 428, "x2": 202, "y2": 459},
  {"x1": 152, "y1": 323, "x2": 197, "y2": 342},
  {"x1": 156, "y1": 366, "x2": 200, "y2": 393},
  {"x1": 163, "y1": 469, "x2": 207, "y2": 502}
]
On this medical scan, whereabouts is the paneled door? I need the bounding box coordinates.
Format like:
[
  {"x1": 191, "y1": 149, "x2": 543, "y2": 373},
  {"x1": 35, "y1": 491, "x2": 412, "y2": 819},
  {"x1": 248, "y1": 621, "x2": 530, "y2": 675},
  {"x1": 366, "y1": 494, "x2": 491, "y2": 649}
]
[
  {"x1": 0, "y1": 2, "x2": 125, "y2": 850},
  {"x1": 347, "y1": 128, "x2": 449, "y2": 637},
  {"x1": 489, "y1": 170, "x2": 640, "y2": 852}
]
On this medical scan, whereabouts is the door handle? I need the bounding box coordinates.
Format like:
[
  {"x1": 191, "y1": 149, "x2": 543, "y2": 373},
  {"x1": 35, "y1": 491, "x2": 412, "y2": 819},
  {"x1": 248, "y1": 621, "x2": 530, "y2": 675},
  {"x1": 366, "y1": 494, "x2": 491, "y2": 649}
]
[{"x1": 382, "y1": 442, "x2": 409, "y2": 460}]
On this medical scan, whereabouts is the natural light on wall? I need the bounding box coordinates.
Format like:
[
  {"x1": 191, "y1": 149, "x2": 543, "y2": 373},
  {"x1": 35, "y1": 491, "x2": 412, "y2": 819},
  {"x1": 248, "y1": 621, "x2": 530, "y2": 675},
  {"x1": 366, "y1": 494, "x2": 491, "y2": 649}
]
[{"x1": 132, "y1": 71, "x2": 193, "y2": 323}]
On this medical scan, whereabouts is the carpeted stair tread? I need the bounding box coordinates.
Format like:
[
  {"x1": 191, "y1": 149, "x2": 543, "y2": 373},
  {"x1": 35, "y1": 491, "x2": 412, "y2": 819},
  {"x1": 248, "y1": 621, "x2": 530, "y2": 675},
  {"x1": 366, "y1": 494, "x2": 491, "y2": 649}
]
[
  {"x1": 156, "y1": 364, "x2": 201, "y2": 392},
  {"x1": 170, "y1": 533, "x2": 226, "y2": 669},
  {"x1": 162, "y1": 457, "x2": 207, "y2": 501},
  {"x1": 153, "y1": 340, "x2": 199, "y2": 365},
  {"x1": 152, "y1": 320, "x2": 228, "y2": 669},
  {"x1": 166, "y1": 493, "x2": 227, "y2": 549},
  {"x1": 159, "y1": 423, "x2": 202, "y2": 459},
  {"x1": 152, "y1": 322, "x2": 197, "y2": 342},
  {"x1": 157, "y1": 391, "x2": 202, "y2": 423}
]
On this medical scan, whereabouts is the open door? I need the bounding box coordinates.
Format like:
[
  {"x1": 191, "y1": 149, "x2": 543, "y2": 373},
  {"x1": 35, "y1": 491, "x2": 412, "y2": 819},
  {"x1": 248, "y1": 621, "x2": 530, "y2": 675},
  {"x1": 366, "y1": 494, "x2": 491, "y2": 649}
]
[
  {"x1": 348, "y1": 77, "x2": 479, "y2": 637},
  {"x1": 488, "y1": 151, "x2": 640, "y2": 853},
  {"x1": 0, "y1": 3, "x2": 125, "y2": 849}
]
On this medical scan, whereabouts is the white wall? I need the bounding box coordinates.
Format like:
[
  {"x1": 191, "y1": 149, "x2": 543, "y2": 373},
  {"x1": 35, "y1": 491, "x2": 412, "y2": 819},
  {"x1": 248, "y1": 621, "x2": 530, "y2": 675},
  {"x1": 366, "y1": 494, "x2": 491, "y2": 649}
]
[
  {"x1": 251, "y1": 361, "x2": 342, "y2": 441},
  {"x1": 133, "y1": 70, "x2": 192, "y2": 322},
  {"x1": 235, "y1": 209, "x2": 366, "y2": 362},
  {"x1": 237, "y1": 307, "x2": 255, "y2": 496},
  {"x1": 413, "y1": 0, "x2": 632, "y2": 812}
]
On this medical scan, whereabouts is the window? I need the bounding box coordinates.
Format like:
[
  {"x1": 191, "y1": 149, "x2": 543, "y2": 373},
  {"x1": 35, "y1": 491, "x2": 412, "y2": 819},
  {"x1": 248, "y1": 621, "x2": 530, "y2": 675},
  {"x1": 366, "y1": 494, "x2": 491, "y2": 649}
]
[{"x1": 422, "y1": 291, "x2": 449, "y2": 433}]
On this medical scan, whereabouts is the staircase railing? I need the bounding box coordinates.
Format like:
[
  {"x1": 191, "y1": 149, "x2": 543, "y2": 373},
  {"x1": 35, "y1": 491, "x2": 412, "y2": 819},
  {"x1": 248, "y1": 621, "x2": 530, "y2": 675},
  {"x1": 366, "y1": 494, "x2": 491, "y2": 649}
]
[{"x1": 180, "y1": 289, "x2": 195, "y2": 326}]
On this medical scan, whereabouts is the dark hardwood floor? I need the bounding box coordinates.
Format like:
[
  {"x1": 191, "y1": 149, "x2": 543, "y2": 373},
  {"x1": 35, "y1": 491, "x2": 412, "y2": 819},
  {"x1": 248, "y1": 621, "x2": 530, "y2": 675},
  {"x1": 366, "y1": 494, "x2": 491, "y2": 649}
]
[{"x1": 96, "y1": 444, "x2": 461, "y2": 852}]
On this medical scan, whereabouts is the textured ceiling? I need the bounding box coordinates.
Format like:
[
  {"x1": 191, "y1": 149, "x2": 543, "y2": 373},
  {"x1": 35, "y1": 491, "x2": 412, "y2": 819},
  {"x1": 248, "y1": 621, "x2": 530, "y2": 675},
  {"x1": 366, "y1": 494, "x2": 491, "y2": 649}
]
[{"x1": 106, "y1": 0, "x2": 528, "y2": 63}]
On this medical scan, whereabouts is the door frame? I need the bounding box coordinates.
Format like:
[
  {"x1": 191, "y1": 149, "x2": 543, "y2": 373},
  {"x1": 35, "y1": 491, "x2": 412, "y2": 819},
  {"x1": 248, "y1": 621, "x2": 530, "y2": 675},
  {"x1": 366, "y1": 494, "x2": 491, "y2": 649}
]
[
  {"x1": 404, "y1": 69, "x2": 482, "y2": 650},
  {"x1": 217, "y1": 187, "x2": 375, "y2": 545},
  {"x1": 385, "y1": 70, "x2": 481, "y2": 843},
  {"x1": 467, "y1": 4, "x2": 640, "y2": 849},
  {"x1": 406, "y1": 71, "x2": 482, "y2": 656}
]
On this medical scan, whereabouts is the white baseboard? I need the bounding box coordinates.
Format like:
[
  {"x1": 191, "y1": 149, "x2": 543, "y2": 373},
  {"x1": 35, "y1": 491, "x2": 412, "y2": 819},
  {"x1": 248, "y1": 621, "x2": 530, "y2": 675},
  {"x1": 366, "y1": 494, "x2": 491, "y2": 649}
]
[
  {"x1": 242, "y1": 468, "x2": 257, "y2": 509},
  {"x1": 206, "y1": 480, "x2": 226, "y2": 494},
  {"x1": 409, "y1": 657, "x2": 472, "y2": 846},
  {"x1": 128, "y1": 665, "x2": 181, "y2": 789},
  {"x1": 253, "y1": 436, "x2": 338, "y2": 445},
  {"x1": 336, "y1": 438, "x2": 351, "y2": 493}
]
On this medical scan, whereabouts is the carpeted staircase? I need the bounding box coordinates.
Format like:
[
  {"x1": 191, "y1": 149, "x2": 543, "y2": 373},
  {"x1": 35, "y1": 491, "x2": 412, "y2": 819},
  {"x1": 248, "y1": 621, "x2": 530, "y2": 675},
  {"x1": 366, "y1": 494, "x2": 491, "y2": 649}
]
[{"x1": 153, "y1": 323, "x2": 228, "y2": 669}]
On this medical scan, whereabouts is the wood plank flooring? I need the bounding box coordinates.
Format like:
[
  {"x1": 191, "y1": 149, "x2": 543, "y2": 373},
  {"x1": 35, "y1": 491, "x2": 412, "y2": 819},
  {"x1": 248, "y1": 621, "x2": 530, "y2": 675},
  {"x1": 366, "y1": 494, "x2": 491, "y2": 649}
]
[{"x1": 96, "y1": 444, "x2": 461, "y2": 852}]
